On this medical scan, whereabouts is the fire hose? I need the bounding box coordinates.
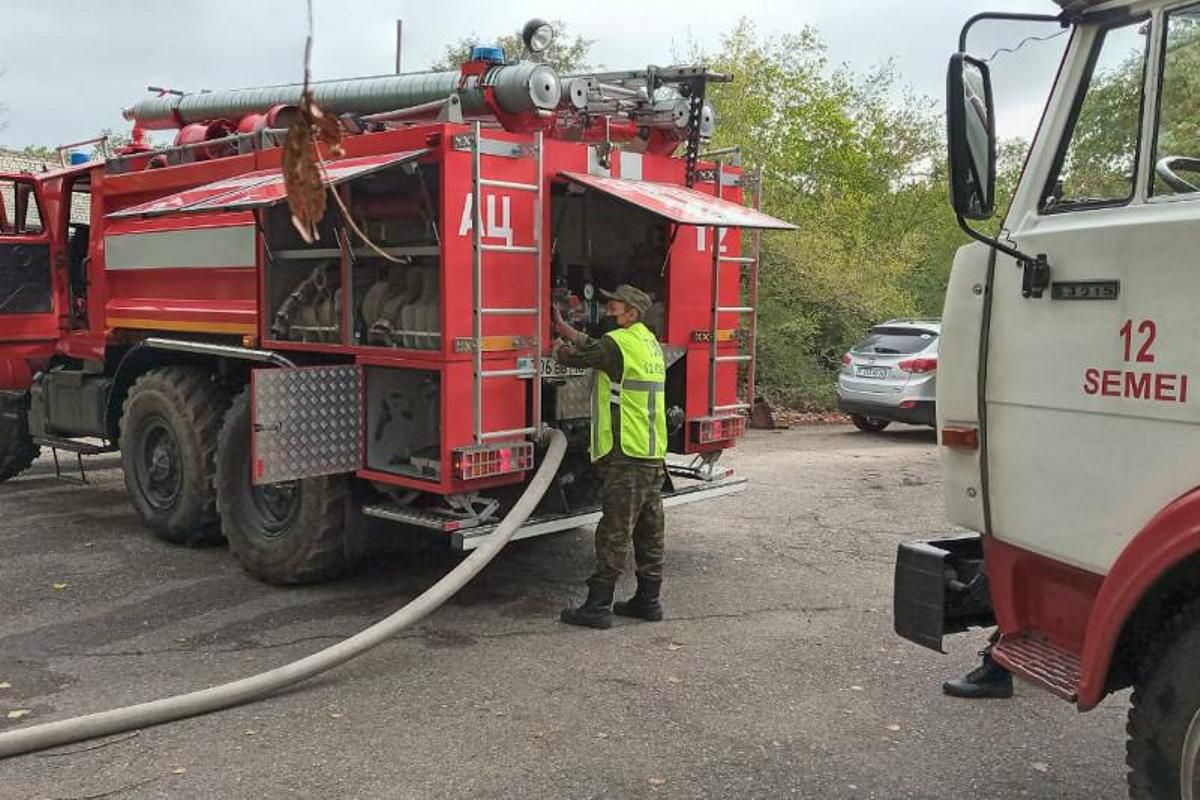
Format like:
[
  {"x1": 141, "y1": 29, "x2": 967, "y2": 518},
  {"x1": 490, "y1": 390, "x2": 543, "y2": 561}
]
[{"x1": 0, "y1": 428, "x2": 567, "y2": 760}]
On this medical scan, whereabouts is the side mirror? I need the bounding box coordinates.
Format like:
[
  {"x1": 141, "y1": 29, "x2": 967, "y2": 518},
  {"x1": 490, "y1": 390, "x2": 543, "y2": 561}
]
[{"x1": 947, "y1": 53, "x2": 997, "y2": 221}]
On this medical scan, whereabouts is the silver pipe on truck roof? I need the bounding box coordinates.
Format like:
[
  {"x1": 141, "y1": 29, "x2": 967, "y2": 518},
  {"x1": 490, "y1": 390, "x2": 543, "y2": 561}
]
[{"x1": 124, "y1": 63, "x2": 562, "y2": 129}]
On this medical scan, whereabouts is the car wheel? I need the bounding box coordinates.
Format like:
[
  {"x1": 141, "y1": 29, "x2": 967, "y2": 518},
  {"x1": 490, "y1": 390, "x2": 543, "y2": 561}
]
[{"x1": 850, "y1": 414, "x2": 891, "y2": 433}]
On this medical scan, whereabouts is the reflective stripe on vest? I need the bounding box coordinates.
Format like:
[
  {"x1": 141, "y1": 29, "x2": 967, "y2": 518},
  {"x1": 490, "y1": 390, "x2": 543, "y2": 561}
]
[{"x1": 591, "y1": 322, "x2": 668, "y2": 461}]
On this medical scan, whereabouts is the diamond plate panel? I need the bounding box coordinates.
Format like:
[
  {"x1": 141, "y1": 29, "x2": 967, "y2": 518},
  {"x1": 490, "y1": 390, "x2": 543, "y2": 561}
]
[
  {"x1": 549, "y1": 375, "x2": 592, "y2": 421},
  {"x1": 252, "y1": 365, "x2": 363, "y2": 485}
]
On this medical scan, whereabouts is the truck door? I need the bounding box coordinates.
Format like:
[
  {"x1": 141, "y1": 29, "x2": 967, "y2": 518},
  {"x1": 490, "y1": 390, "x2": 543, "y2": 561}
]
[
  {"x1": 0, "y1": 177, "x2": 55, "y2": 340},
  {"x1": 985, "y1": 7, "x2": 1200, "y2": 574}
]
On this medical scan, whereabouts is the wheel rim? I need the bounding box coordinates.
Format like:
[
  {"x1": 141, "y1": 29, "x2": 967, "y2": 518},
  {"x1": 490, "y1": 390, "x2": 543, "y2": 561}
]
[
  {"x1": 1181, "y1": 706, "x2": 1200, "y2": 800},
  {"x1": 137, "y1": 417, "x2": 182, "y2": 510},
  {"x1": 249, "y1": 479, "x2": 301, "y2": 538}
]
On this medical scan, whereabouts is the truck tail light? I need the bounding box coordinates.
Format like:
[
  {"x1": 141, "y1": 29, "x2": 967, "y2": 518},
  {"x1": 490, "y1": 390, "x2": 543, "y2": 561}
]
[
  {"x1": 452, "y1": 442, "x2": 534, "y2": 480},
  {"x1": 692, "y1": 415, "x2": 747, "y2": 444},
  {"x1": 898, "y1": 357, "x2": 937, "y2": 374},
  {"x1": 941, "y1": 425, "x2": 978, "y2": 450}
]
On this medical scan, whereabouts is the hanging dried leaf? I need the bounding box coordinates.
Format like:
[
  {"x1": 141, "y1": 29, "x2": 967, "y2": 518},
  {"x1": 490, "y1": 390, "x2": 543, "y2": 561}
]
[{"x1": 282, "y1": 97, "x2": 324, "y2": 244}]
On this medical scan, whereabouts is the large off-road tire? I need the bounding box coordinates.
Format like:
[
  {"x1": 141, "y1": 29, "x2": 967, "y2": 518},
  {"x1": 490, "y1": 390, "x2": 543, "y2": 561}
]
[
  {"x1": 850, "y1": 414, "x2": 891, "y2": 433},
  {"x1": 119, "y1": 367, "x2": 230, "y2": 546},
  {"x1": 216, "y1": 388, "x2": 349, "y2": 585},
  {"x1": 0, "y1": 393, "x2": 39, "y2": 482},
  {"x1": 1127, "y1": 600, "x2": 1200, "y2": 799}
]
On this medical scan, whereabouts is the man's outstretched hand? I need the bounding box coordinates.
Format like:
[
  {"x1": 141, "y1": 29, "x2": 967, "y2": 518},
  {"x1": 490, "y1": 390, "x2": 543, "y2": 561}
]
[{"x1": 553, "y1": 304, "x2": 578, "y2": 342}]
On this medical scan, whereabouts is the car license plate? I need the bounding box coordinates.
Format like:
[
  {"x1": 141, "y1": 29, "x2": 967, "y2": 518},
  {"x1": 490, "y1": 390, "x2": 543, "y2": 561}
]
[{"x1": 856, "y1": 366, "x2": 888, "y2": 379}]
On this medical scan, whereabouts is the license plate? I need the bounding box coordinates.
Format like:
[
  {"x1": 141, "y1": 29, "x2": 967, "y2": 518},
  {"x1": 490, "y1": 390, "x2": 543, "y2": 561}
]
[
  {"x1": 541, "y1": 357, "x2": 587, "y2": 378},
  {"x1": 856, "y1": 366, "x2": 889, "y2": 379}
]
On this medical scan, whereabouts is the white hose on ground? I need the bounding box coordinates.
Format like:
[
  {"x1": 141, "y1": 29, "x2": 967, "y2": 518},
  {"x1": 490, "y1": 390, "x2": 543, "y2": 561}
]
[{"x1": 0, "y1": 429, "x2": 567, "y2": 760}]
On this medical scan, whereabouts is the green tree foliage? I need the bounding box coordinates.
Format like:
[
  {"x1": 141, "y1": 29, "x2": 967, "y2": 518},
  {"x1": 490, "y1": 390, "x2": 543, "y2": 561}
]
[
  {"x1": 19, "y1": 145, "x2": 55, "y2": 160},
  {"x1": 1057, "y1": 27, "x2": 1149, "y2": 202},
  {"x1": 90, "y1": 128, "x2": 132, "y2": 159},
  {"x1": 702, "y1": 21, "x2": 966, "y2": 407},
  {"x1": 430, "y1": 19, "x2": 592, "y2": 73}
]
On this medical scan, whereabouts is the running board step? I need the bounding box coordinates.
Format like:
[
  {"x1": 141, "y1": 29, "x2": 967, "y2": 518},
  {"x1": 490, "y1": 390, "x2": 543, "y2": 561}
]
[
  {"x1": 31, "y1": 436, "x2": 118, "y2": 484},
  {"x1": 452, "y1": 476, "x2": 748, "y2": 551},
  {"x1": 992, "y1": 631, "x2": 1081, "y2": 702},
  {"x1": 31, "y1": 436, "x2": 116, "y2": 456},
  {"x1": 361, "y1": 504, "x2": 487, "y2": 532}
]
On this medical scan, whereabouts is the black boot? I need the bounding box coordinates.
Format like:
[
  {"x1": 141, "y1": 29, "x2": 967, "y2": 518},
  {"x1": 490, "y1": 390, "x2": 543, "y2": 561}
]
[
  {"x1": 560, "y1": 579, "x2": 614, "y2": 629},
  {"x1": 942, "y1": 650, "x2": 1013, "y2": 699},
  {"x1": 613, "y1": 576, "x2": 663, "y2": 621}
]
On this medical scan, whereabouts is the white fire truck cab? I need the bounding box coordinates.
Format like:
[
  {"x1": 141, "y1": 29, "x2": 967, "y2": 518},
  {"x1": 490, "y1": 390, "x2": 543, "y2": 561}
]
[{"x1": 893, "y1": 2, "x2": 1200, "y2": 797}]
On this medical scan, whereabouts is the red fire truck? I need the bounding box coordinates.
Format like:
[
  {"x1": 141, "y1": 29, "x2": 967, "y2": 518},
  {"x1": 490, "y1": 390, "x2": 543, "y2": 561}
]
[{"x1": 0, "y1": 22, "x2": 792, "y2": 585}]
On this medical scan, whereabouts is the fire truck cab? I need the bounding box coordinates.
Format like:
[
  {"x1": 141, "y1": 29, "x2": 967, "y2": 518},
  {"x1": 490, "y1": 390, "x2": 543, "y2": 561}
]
[
  {"x1": 893, "y1": 1, "x2": 1200, "y2": 796},
  {"x1": 0, "y1": 26, "x2": 792, "y2": 586}
]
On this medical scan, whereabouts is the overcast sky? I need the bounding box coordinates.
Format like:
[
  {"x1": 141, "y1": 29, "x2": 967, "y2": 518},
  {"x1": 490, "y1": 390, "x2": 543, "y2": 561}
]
[{"x1": 0, "y1": 0, "x2": 1069, "y2": 150}]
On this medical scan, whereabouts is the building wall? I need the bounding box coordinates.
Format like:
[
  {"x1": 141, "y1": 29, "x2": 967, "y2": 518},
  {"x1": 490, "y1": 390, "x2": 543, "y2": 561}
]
[
  {"x1": 0, "y1": 148, "x2": 55, "y2": 174},
  {"x1": 0, "y1": 148, "x2": 91, "y2": 225}
]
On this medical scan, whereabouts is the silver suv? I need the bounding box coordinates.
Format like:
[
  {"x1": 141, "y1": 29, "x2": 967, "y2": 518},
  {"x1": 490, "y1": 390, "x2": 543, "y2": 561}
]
[{"x1": 836, "y1": 319, "x2": 940, "y2": 432}]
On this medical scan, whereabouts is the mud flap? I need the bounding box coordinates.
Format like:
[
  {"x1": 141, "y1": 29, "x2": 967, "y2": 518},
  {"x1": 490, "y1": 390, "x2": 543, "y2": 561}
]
[
  {"x1": 893, "y1": 534, "x2": 995, "y2": 653},
  {"x1": 251, "y1": 365, "x2": 363, "y2": 485}
]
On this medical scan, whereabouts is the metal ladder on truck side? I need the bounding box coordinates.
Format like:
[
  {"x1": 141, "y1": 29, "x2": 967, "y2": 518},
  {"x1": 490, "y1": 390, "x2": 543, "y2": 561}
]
[
  {"x1": 469, "y1": 121, "x2": 544, "y2": 444},
  {"x1": 707, "y1": 164, "x2": 763, "y2": 417}
]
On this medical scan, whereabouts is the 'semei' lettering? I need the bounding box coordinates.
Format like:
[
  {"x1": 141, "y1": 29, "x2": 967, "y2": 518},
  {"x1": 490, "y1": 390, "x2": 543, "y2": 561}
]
[{"x1": 1082, "y1": 319, "x2": 1190, "y2": 404}]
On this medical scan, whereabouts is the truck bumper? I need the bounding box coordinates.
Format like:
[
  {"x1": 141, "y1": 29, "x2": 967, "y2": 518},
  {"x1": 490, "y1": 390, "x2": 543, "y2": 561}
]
[
  {"x1": 893, "y1": 534, "x2": 996, "y2": 652},
  {"x1": 452, "y1": 473, "x2": 748, "y2": 550}
]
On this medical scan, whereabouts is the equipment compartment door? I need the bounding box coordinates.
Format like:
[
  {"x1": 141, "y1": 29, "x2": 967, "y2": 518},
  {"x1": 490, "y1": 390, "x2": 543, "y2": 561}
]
[{"x1": 251, "y1": 365, "x2": 363, "y2": 485}]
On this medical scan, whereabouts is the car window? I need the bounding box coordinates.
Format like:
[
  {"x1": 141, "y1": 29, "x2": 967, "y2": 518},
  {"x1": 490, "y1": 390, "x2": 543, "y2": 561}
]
[
  {"x1": 852, "y1": 328, "x2": 938, "y2": 355},
  {"x1": 1150, "y1": 4, "x2": 1200, "y2": 197}
]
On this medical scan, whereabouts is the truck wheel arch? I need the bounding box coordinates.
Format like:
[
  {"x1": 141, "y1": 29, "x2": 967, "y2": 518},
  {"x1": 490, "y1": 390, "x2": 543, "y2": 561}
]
[
  {"x1": 105, "y1": 339, "x2": 285, "y2": 441},
  {"x1": 1080, "y1": 488, "x2": 1200, "y2": 710}
]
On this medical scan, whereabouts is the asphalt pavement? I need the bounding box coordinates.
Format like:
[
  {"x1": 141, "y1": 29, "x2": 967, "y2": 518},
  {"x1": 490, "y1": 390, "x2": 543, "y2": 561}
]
[{"x1": 0, "y1": 426, "x2": 1127, "y2": 799}]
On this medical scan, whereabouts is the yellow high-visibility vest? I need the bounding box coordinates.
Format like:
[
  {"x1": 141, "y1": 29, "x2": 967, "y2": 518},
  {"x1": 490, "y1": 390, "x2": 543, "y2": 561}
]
[{"x1": 591, "y1": 322, "x2": 667, "y2": 461}]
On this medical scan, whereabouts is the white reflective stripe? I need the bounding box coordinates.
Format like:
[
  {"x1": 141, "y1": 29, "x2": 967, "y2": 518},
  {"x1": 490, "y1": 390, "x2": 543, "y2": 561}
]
[
  {"x1": 619, "y1": 151, "x2": 643, "y2": 181},
  {"x1": 647, "y1": 388, "x2": 658, "y2": 456},
  {"x1": 623, "y1": 379, "x2": 664, "y2": 391},
  {"x1": 105, "y1": 225, "x2": 256, "y2": 270},
  {"x1": 592, "y1": 372, "x2": 601, "y2": 456}
]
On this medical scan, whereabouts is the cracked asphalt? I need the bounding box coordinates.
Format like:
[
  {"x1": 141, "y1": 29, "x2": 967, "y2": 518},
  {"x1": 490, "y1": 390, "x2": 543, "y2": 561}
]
[{"x1": 0, "y1": 426, "x2": 1127, "y2": 799}]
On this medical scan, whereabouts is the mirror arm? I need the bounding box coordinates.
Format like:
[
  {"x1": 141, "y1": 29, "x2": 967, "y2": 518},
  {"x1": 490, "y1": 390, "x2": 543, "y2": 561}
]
[
  {"x1": 959, "y1": 12, "x2": 1066, "y2": 52},
  {"x1": 956, "y1": 215, "x2": 1051, "y2": 299}
]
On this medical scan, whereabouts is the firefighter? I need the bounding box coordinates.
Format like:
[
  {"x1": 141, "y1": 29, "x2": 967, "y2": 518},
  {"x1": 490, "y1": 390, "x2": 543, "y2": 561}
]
[{"x1": 552, "y1": 284, "x2": 667, "y2": 630}]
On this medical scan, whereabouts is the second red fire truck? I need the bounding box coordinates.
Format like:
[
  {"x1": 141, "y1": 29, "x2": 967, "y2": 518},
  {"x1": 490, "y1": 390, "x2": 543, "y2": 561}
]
[{"x1": 0, "y1": 20, "x2": 792, "y2": 585}]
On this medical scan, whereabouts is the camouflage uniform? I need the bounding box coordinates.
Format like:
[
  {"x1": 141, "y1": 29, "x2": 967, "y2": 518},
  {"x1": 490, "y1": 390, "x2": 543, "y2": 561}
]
[
  {"x1": 555, "y1": 331, "x2": 666, "y2": 583},
  {"x1": 592, "y1": 459, "x2": 666, "y2": 582}
]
